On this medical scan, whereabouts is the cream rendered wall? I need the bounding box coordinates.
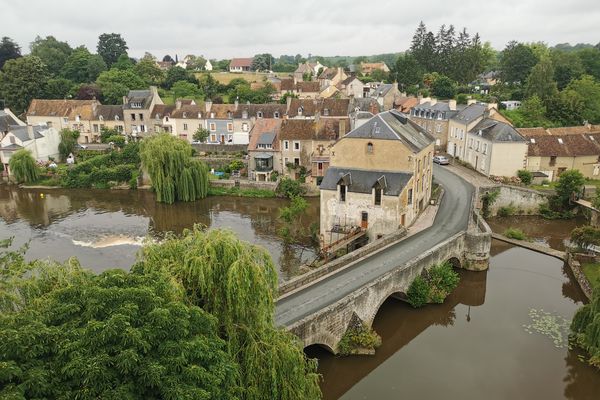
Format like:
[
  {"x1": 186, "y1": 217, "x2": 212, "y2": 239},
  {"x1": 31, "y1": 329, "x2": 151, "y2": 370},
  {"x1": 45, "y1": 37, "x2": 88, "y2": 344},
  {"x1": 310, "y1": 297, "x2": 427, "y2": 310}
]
[
  {"x1": 525, "y1": 155, "x2": 600, "y2": 181},
  {"x1": 488, "y1": 142, "x2": 527, "y2": 177}
]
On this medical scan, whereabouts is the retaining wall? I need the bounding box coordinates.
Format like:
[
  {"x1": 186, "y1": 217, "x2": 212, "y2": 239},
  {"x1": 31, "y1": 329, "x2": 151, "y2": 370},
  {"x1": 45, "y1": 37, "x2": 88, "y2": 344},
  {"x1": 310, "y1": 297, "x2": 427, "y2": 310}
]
[
  {"x1": 480, "y1": 185, "x2": 548, "y2": 216},
  {"x1": 193, "y1": 144, "x2": 247, "y2": 154},
  {"x1": 210, "y1": 179, "x2": 277, "y2": 191}
]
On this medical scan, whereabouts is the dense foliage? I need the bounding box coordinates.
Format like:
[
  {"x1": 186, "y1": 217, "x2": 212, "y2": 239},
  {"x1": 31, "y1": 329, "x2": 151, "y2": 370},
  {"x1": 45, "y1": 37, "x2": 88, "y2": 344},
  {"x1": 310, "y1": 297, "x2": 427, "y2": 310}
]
[
  {"x1": 517, "y1": 169, "x2": 533, "y2": 185},
  {"x1": 136, "y1": 227, "x2": 321, "y2": 399},
  {"x1": 140, "y1": 134, "x2": 209, "y2": 204},
  {"x1": 58, "y1": 128, "x2": 80, "y2": 161},
  {"x1": 276, "y1": 177, "x2": 306, "y2": 198},
  {"x1": 8, "y1": 149, "x2": 39, "y2": 184},
  {"x1": 0, "y1": 243, "x2": 239, "y2": 399},
  {"x1": 337, "y1": 322, "x2": 382, "y2": 356},
  {"x1": 571, "y1": 287, "x2": 600, "y2": 369},
  {"x1": 407, "y1": 262, "x2": 460, "y2": 307},
  {"x1": 570, "y1": 226, "x2": 600, "y2": 250}
]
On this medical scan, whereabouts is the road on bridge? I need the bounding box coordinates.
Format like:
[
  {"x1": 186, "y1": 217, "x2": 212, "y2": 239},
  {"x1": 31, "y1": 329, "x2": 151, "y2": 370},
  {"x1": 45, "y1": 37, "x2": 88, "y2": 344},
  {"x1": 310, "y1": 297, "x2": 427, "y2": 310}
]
[{"x1": 275, "y1": 165, "x2": 474, "y2": 327}]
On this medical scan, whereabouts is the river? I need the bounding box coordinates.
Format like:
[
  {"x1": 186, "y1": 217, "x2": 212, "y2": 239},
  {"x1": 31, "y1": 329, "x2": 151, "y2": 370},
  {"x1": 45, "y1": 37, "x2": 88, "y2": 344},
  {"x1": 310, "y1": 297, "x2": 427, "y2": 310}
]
[
  {"x1": 2, "y1": 186, "x2": 599, "y2": 397},
  {"x1": 0, "y1": 186, "x2": 319, "y2": 280}
]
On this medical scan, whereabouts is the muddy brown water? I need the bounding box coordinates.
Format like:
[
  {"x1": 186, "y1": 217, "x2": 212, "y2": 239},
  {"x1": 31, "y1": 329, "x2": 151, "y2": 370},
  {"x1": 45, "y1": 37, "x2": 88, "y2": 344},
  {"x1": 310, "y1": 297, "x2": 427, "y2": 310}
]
[
  {"x1": 308, "y1": 241, "x2": 600, "y2": 399},
  {"x1": 0, "y1": 186, "x2": 318, "y2": 280}
]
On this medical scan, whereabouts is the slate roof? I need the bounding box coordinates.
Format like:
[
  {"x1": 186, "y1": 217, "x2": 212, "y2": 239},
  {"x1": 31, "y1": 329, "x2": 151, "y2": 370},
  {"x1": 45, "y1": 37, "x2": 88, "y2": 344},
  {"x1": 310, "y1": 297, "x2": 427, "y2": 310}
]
[
  {"x1": 469, "y1": 119, "x2": 526, "y2": 142},
  {"x1": 451, "y1": 103, "x2": 487, "y2": 123},
  {"x1": 171, "y1": 104, "x2": 204, "y2": 119},
  {"x1": 124, "y1": 90, "x2": 153, "y2": 110},
  {"x1": 345, "y1": 110, "x2": 434, "y2": 152},
  {"x1": 207, "y1": 104, "x2": 237, "y2": 119},
  {"x1": 150, "y1": 104, "x2": 176, "y2": 119},
  {"x1": 9, "y1": 125, "x2": 46, "y2": 142},
  {"x1": 95, "y1": 105, "x2": 124, "y2": 121},
  {"x1": 320, "y1": 167, "x2": 413, "y2": 196},
  {"x1": 286, "y1": 98, "x2": 350, "y2": 118},
  {"x1": 0, "y1": 110, "x2": 21, "y2": 132},
  {"x1": 257, "y1": 132, "x2": 276, "y2": 145},
  {"x1": 372, "y1": 84, "x2": 393, "y2": 97},
  {"x1": 296, "y1": 81, "x2": 320, "y2": 92},
  {"x1": 527, "y1": 133, "x2": 600, "y2": 157}
]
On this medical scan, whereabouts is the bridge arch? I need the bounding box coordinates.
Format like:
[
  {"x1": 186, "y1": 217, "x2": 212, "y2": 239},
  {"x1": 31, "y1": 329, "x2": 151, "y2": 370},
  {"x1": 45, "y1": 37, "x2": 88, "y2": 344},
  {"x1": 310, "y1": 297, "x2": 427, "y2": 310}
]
[
  {"x1": 366, "y1": 290, "x2": 408, "y2": 328},
  {"x1": 302, "y1": 332, "x2": 338, "y2": 355},
  {"x1": 446, "y1": 256, "x2": 461, "y2": 268},
  {"x1": 304, "y1": 343, "x2": 336, "y2": 355}
]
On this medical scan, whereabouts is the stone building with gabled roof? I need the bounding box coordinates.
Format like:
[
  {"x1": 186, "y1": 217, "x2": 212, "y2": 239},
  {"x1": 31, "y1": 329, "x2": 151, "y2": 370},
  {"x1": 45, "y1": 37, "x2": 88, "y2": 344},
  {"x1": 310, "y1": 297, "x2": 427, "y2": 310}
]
[
  {"x1": 26, "y1": 99, "x2": 100, "y2": 143},
  {"x1": 248, "y1": 119, "x2": 282, "y2": 181},
  {"x1": 229, "y1": 58, "x2": 253, "y2": 72},
  {"x1": 320, "y1": 110, "x2": 435, "y2": 246},
  {"x1": 122, "y1": 86, "x2": 164, "y2": 138}
]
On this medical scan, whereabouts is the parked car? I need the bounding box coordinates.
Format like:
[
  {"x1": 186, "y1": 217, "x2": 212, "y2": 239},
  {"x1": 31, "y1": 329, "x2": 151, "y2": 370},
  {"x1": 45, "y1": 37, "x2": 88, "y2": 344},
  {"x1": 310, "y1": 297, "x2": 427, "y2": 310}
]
[{"x1": 433, "y1": 155, "x2": 449, "y2": 165}]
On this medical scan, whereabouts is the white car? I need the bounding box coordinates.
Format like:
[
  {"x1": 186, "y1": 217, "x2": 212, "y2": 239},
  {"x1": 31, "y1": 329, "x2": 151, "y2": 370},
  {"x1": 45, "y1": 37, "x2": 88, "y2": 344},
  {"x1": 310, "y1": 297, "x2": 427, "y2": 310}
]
[{"x1": 433, "y1": 155, "x2": 449, "y2": 165}]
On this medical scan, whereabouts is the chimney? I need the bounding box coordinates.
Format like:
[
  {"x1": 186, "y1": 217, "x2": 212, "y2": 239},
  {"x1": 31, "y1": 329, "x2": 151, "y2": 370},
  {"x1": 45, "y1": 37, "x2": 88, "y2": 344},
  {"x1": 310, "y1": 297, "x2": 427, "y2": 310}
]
[
  {"x1": 234, "y1": 97, "x2": 239, "y2": 110},
  {"x1": 176, "y1": 100, "x2": 182, "y2": 110},
  {"x1": 286, "y1": 94, "x2": 293, "y2": 112},
  {"x1": 339, "y1": 119, "x2": 346, "y2": 136},
  {"x1": 487, "y1": 102, "x2": 498, "y2": 111},
  {"x1": 448, "y1": 99, "x2": 457, "y2": 111},
  {"x1": 430, "y1": 98, "x2": 437, "y2": 106},
  {"x1": 205, "y1": 99, "x2": 212, "y2": 113},
  {"x1": 467, "y1": 99, "x2": 477, "y2": 105},
  {"x1": 420, "y1": 97, "x2": 431, "y2": 105}
]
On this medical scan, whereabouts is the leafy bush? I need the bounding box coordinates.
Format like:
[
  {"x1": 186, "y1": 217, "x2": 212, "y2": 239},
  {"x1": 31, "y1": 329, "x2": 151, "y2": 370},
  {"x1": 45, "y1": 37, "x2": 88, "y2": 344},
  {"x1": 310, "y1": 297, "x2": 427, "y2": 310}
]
[
  {"x1": 570, "y1": 287, "x2": 600, "y2": 370},
  {"x1": 481, "y1": 189, "x2": 500, "y2": 218},
  {"x1": 504, "y1": 227, "x2": 528, "y2": 240},
  {"x1": 570, "y1": 226, "x2": 600, "y2": 250},
  {"x1": 407, "y1": 262, "x2": 460, "y2": 308},
  {"x1": 338, "y1": 323, "x2": 382, "y2": 356},
  {"x1": 497, "y1": 204, "x2": 516, "y2": 217},
  {"x1": 58, "y1": 128, "x2": 80, "y2": 161},
  {"x1": 517, "y1": 169, "x2": 533, "y2": 185},
  {"x1": 276, "y1": 177, "x2": 305, "y2": 198},
  {"x1": 229, "y1": 159, "x2": 244, "y2": 171}
]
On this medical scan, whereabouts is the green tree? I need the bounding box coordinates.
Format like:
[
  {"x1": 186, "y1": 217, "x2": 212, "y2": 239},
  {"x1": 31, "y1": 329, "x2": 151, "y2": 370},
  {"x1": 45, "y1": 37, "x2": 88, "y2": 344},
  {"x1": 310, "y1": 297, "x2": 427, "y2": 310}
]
[
  {"x1": 0, "y1": 36, "x2": 21, "y2": 70},
  {"x1": 0, "y1": 260, "x2": 239, "y2": 399},
  {"x1": 134, "y1": 57, "x2": 164, "y2": 86},
  {"x1": 251, "y1": 53, "x2": 274, "y2": 71},
  {"x1": 0, "y1": 56, "x2": 49, "y2": 114},
  {"x1": 163, "y1": 66, "x2": 197, "y2": 89},
  {"x1": 140, "y1": 134, "x2": 209, "y2": 204},
  {"x1": 97, "y1": 33, "x2": 128, "y2": 67},
  {"x1": 279, "y1": 195, "x2": 309, "y2": 242},
  {"x1": 41, "y1": 77, "x2": 74, "y2": 99},
  {"x1": 96, "y1": 68, "x2": 146, "y2": 104},
  {"x1": 545, "y1": 89, "x2": 585, "y2": 126},
  {"x1": 571, "y1": 287, "x2": 600, "y2": 370},
  {"x1": 136, "y1": 227, "x2": 321, "y2": 400},
  {"x1": 550, "y1": 49, "x2": 584, "y2": 90},
  {"x1": 410, "y1": 21, "x2": 437, "y2": 72},
  {"x1": 8, "y1": 149, "x2": 39, "y2": 183},
  {"x1": 563, "y1": 75, "x2": 600, "y2": 123},
  {"x1": 577, "y1": 48, "x2": 600, "y2": 80},
  {"x1": 100, "y1": 126, "x2": 121, "y2": 143},
  {"x1": 61, "y1": 46, "x2": 107, "y2": 83},
  {"x1": 525, "y1": 56, "x2": 558, "y2": 101},
  {"x1": 431, "y1": 74, "x2": 457, "y2": 99},
  {"x1": 113, "y1": 53, "x2": 134, "y2": 70},
  {"x1": 517, "y1": 169, "x2": 533, "y2": 185},
  {"x1": 171, "y1": 80, "x2": 201, "y2": 100},
  {"x1": 395, "y1": 52, "x2": 423, "y2": 89},
  {"x1": 500, "y1": 41, "x2": 539, "y2": 84},
  {"x1": 276, "y1": 177, "x2": 305, "y2": 198},
  {"x1": 30, "y1": 35, "x2": 72, "y2": 76},
  {"x1": 193, "y1": 127, "x2": 210, "y2": 143},
  {"x1": 198, "y1": 73, "x2": 222, "y2": 99},
  {"x1": 555, "y1": 169, "x2": 585, "y2": 209},
  {"x1": 519, "y1": 95, "x2": 549, "y2": 127},
  {"x1": 58, "y1": 128, "x2": 80, "y2": 161}
]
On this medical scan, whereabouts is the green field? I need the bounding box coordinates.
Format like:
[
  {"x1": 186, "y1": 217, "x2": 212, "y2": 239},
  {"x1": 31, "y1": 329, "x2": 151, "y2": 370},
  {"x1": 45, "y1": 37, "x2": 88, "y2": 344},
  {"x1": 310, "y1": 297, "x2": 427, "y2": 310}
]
[{"x1": 195, "y1": 71, "x2": 291, "y2": 85}]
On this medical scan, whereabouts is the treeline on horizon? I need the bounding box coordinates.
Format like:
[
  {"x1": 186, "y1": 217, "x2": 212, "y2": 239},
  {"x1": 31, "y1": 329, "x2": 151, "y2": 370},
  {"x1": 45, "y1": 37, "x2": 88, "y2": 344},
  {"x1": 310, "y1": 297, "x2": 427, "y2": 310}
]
[{"x1": 0, "y1": 22, "x2": 599, "y2": 127}]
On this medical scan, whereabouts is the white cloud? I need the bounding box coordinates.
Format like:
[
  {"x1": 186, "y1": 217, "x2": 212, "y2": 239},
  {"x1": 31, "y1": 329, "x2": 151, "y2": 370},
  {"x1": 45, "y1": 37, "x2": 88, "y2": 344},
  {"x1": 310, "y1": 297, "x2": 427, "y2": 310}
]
[{"x1": 1, "y1": 0, "x2": 599, "y2": 59}]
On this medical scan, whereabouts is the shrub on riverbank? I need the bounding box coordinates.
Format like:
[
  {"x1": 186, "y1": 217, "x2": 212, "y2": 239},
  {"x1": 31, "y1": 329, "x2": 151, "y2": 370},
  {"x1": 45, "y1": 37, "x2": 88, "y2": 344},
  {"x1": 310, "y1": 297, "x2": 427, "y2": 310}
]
[
  {"x1": 338, "y1": 322, "x2": 382, "y2": 356},
  {"x1": 497, "y1": 204, "x2": 516, "y2": 217},
  {"x1": 570, "y1": 287, "x2": 600, "y2": 370},
  {"x1": 207, "y1": 186, "x2": 276, "y2": 198},
  {"x1": 570, "y1": 226, "x2": 600, "y2": 250},
  {"x1": 407, "y1": 262, "x2": 460, "y2": 308},
  {"x1": 504, "y1": 227, "x2": 528, "y2": 240}
]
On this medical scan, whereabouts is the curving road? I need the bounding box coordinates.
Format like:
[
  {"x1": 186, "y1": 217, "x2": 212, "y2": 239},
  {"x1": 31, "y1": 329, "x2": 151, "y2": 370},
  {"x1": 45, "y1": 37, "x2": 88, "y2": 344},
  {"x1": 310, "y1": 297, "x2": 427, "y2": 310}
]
[{"x1": 275, "y1": 165, "x2": 474, "y2": 327}]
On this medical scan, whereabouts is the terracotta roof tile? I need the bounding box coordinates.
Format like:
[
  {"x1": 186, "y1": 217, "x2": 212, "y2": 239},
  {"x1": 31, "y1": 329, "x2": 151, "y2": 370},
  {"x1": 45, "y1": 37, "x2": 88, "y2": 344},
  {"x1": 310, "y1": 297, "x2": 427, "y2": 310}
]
[
  {"x1": 27, "y1": 99, "x2": 97, "y2": 119},
  {"x1": 248, "y1": 119, "x2": 282, "y2": 151},
  {"x1": 527, "y1": 133, "x2": 600, "y2": 157}
]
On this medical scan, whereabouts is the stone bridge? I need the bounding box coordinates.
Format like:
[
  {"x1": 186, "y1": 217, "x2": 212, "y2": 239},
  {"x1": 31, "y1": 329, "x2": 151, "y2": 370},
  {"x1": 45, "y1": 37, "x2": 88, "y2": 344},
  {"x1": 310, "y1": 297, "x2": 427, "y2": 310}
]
[{"x1": 275, "y1": 166, "x2": 492, "y2": 354}]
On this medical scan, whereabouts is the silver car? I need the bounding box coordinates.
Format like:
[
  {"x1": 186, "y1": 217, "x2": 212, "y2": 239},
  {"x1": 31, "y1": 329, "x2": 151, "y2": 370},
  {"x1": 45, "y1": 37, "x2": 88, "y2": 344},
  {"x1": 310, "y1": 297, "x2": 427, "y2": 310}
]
[{"x1": 433, "y1": 155, "x2": 449, "y2": 165}]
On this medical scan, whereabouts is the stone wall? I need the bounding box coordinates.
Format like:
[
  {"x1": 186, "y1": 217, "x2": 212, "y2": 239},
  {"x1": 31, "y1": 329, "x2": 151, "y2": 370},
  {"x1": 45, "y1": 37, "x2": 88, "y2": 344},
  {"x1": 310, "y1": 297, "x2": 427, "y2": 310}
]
[
  {"x1": 209, "y1": 179, "x2": 277, "y2": 191},
  {"x1": 479, "y1": 185, "x2": 548, "y2": 216},
  {"x1": 193, "y1": 143, "x2": 247, "y2": 154}
]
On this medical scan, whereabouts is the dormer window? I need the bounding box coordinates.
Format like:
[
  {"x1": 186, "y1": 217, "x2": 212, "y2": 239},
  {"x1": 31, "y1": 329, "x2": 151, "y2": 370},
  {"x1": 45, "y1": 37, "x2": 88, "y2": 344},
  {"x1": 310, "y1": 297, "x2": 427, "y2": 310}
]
[
  {"x1": 99, "y1": 115, "x2": 104, "y2": 121},
  {"x1": 274, "y1": 111, "x2": 280, "y2": 119},
  {"x1": 367, "y1": 142, "x2": 373, "y2": 154},
  {"x1": 323, "y1": 108, "x2": 329, "y2": 116},
  {"x1": 298, "y1": 107, "x2": 303, "y2": 115},
  {"x1": 156, "y1": 114, "x2": 161, "y2": 120},
  {"x1": 183, "y1": 112, "x2": 187, "y2": 118},
  {"x1": 210, "y1": 112, "x2": 215, "y2": 118},
  {"x1": 115, "y1": 115, "x2": 120, "y2": 121},
  {"x1": 242, "y1": 110, "x2": 248, "y2": 119},
  {"x1": 165, "y1": 116, "x2": 169, "y2": 122},
  {"x1": 227, "y1": 111, "x2": 233, "y2": 118},
  {"x1": 257, "y1": 111, "x2": 263, "y2": 118},
  {"x1": 131, "y1": 102, "x2": 142, "y2": 109}
]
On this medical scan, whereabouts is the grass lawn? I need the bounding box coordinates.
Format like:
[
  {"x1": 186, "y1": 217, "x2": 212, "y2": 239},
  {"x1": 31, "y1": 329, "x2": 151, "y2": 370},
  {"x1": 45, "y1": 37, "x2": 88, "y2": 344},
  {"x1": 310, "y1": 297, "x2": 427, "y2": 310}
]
[{"x1": 582, "y1": 262, "x2": 600, "y2": 289}]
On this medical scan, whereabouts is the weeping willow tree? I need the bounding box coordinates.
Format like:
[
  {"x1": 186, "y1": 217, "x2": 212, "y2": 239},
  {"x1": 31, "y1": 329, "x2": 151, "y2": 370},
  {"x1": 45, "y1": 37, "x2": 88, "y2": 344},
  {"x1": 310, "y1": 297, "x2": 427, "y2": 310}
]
[
  {"x1": 571, "y1": 287, "x2": 600, "y2": 369},
  {"x1": 139, "y1": 134, "x2": 209, "y2": 204},
  {"x1": 8, "y1": 149, "x2": 39, "y2": 184},
  {"x1": 135, "y1": 227, "x2": 321, "y2": 400}
]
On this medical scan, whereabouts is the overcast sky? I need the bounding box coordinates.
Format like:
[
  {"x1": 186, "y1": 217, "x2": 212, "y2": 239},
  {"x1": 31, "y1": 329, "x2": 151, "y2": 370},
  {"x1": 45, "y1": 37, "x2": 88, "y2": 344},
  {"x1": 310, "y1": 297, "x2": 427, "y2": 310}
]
[{"x1": 2, "y1": 0, "x2": 599, "y2": 59}]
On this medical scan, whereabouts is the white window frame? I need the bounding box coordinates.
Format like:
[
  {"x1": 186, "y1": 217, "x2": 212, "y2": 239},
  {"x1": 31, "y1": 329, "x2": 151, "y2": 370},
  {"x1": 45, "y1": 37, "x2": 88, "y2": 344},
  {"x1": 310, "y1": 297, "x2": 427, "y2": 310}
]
[
  {"x1": 293, "y1": 141, "x2": 300, "y2": 151},
  {"x1": 284, "y1": 140, "x2": 289, "y2": 150},
  {"x1": 209, "y1": 123, "x2": 216, "y2": 131}
]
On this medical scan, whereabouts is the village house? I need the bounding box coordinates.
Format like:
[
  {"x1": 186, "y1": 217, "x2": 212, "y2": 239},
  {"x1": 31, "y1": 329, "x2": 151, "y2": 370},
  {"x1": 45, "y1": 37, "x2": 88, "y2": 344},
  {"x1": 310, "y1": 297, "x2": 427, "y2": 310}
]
[
  {"x1": 409, "y1": 98, "x2": 461, "y2": 150},
  {"x1": 293, "y1": 61, "x2": 324, "y2": 82},
  {"x1": 335, "y1": 75, "x2": 365, "y2": 99},
  {"x1": 463, "y1": 119, "x2": 527, "y2": 177},
  {"x1": 320, "y1": 110, "x2": 435, "y2": 246},
  {"x1": 150, "y1": 104, "x2": 177, "y2": 134},
  {"x1": 371, "y1": 83, "x2": 402, "y2": 111},
  {"x1": 26, "y1": 99, "x2": 99, "y2": 144},
  {"x1": 286, "y1": 98, "x2": 351, "y2": 120},
  {"x1": 279, "y1": 117, "x2": 349, "y2": 186},
  {"x1": 233, "y1": 102, "x2": 286, "y2": 144},
  {"x1": 248, "y1": 119, "x2": 282, "y2": 182},
  {"x1": 394, "y1": 95, "x2": 419, "y2": 114},
  {"x1": 122, "y1": 87, "x2": 164, "y2": 139},
  {"x1": 349, "y1": 97, "x2": 380, "y2": 130},
  {"x1": 318, "y1": 67, "x2": 347, "y2": 90},
  {"x1": 280, "y1": 78, "x2": 322, "y2": 99},
  {"x1": 90, "y1": 105, "x2": 125, "y2": 137},
  {"x1": 359, "y1": 62, "x2": 390, "y2": 75},
  {"x1": 169, "y1": 102, "x2": 205, "y2": 142},
  {"x1": 1, "y1": 124, "x2": 61, "y2": 173},
  {"x1": 204, "y1": 59, "x2": 213, "y2": 71},
  {"x1": 229, "y1": 58, "x2": 253, "y2": 72},
  {"x1": 204, "y1": 102, "x2": 238, "y2": 144},
  {"x1": 0, "y1": 108, "x2": 24, "y2": 136},
  {"x1": 518, "y1": 125, "x2": 600, "y2": 181},
  {"x1": 446, "y1": 101, "x2": 508, "y2": 159}
]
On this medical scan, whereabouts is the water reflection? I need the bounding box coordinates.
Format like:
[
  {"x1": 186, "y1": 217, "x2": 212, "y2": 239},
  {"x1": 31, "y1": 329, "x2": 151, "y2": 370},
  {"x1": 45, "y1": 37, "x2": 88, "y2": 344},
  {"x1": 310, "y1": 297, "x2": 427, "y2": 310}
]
[
  {"x1": 312, "y1": 242, "x2": 599, "y2": 400},
  {"x1": 0, "y1": 186, "x2": 318, "y2": 279}
]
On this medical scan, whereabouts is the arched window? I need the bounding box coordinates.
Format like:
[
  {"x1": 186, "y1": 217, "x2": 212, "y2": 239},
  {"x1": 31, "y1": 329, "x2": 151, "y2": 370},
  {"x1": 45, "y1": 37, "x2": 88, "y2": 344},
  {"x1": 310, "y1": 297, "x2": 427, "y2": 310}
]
[
  {"x1": 367, "y1": 142, "x2": 373, "y2": 154},
  {"x1": 274, "y1": 111, "x2": 280, "y2": 118}
]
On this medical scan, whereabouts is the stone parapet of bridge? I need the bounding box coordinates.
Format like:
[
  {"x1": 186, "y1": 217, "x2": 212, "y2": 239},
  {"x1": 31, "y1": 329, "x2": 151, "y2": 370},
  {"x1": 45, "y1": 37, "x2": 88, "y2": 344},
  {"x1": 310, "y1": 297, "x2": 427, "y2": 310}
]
[{"x1": 287, "y1": 212, "x2": 491, "y2": 354}]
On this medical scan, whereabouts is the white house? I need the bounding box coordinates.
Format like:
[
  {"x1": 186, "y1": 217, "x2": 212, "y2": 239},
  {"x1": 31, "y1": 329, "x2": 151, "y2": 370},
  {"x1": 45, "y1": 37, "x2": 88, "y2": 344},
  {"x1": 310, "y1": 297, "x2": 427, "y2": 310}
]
[
  {"x1": 1, "y1": 124, "x2": 61, "y2": 173},
  {"x1": 204, "y1": 59, "x2": 213, "y2": 71}
]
